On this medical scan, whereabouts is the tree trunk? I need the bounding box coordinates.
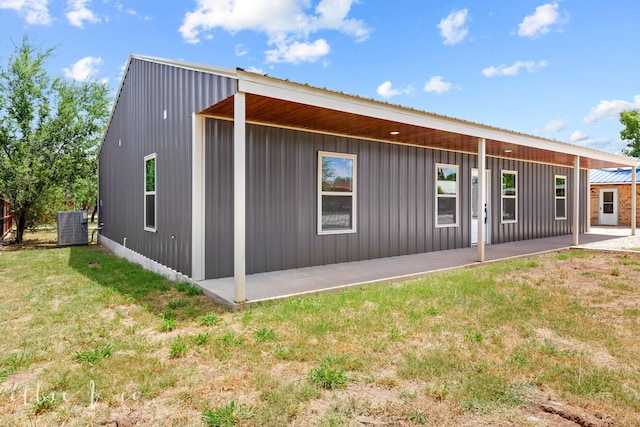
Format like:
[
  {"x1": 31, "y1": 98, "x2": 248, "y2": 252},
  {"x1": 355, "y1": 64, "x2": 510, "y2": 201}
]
[
  {"x1": 15, "y1": 212, "x2": 27, "y2": 244},
  {"x1": 91, "y1": 201, "x2": 97, "y2": 222}
]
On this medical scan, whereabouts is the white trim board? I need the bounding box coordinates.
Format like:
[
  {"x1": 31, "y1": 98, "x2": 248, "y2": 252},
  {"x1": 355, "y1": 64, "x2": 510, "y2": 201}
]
[{"x1": 99, "y1": 235, "x2": 190, "y2": 283}]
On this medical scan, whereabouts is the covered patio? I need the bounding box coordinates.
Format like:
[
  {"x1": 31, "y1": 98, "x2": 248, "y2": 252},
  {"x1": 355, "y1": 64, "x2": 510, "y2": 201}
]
[
  {"x1": 191, "y1": 67, "x2": 638, "y2": 305},
  {"x1": 197, "y1": 227, "x2": 635, "y2": 310}
]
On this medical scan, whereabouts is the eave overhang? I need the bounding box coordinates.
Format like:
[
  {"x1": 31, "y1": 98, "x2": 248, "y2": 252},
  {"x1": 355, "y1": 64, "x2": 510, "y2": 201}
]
[{"x1": 200, "y1": 69, "x2": 637, "y2": 170}]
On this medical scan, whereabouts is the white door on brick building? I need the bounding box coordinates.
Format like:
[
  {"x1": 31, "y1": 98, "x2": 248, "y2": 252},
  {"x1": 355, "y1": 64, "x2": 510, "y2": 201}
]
[{"x1": 598, "y1": 188, "x2": 618, "y2": 225}]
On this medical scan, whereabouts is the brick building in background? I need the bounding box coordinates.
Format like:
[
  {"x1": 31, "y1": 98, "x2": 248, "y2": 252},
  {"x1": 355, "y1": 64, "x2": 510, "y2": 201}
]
[{"x1": 590, "y1": 168, "x2": 640, "y2": 226}]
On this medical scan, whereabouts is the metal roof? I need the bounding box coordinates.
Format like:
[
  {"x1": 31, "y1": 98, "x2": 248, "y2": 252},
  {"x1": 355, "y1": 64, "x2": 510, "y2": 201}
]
[
  {"x1": 133, "y1": 54, "x2": 238, "y2": 78},
  {"x1": 590, "y1": 168, "x2": 640, "y2": 184},
  {"x1": 102, "y1": 55, "x2": 638, "y2": 170}
]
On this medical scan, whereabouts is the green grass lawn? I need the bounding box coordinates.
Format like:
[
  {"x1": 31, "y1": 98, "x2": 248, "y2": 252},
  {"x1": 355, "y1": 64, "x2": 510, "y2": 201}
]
[{"x1": 1, "y1": 231, "x2": 640, "y2": 426}]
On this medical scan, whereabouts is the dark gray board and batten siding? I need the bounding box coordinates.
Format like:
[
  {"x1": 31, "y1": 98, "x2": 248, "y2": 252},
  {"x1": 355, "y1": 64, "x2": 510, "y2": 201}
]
[
  {"x1": 204, "y1": 120, "x2": 587, "y2": 280},
  {"x1": 99, "y1": 58, "x2": 237, "y2": 277},
  {"x1": 99, "y1": 57, "x2": 587, "y2": 282},
  {"x1": 487, "y1": 158, "x2": 588, "y2": 245}
]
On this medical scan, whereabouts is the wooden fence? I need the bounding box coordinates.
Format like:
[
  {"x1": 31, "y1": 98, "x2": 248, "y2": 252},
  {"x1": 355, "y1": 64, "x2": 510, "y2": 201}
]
[{"x1": 0, "y1": 197, "x2": 11, "y2": 240}]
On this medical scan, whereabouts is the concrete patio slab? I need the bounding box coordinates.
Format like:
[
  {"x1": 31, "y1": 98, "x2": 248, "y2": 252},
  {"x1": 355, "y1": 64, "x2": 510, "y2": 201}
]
[{"x1": 196, "y1": 229, "x2": 635, "y2": 309}]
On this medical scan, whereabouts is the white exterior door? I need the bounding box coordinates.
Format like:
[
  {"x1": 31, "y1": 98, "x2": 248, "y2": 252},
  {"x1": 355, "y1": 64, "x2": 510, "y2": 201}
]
[
  {"x1": 471, "y1": 169, "x2": 490, "y2": 245},
  {"x1": 599, "y1": 188, "x2": 618, "y2": 225}
]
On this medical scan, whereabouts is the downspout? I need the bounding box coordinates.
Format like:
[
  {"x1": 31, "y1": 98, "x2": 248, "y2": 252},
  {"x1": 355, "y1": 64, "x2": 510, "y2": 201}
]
[
  {"x1": 96, "y1": 160, "x2": 100, "y2": 230},
  {"x1": 92, "y1": 160, "x2": 103, "y2": 243}
]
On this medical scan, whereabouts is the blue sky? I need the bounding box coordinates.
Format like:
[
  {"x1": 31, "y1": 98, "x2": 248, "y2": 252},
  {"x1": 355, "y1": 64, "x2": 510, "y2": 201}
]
[{"x1": 1, "y1": 0, "x2": 639, "y2": 157}]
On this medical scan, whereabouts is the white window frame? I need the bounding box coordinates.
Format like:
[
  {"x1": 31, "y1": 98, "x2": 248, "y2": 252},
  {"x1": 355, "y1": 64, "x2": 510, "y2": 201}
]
[
  {"x1": 435, "y1": 163, "x2": 459, "y2": 228},
  {"x1": 317, "y1": 151, "x2": 357, "y2": 235},
  {"x1": 555, "y1": 175, "x2": 567, "y2": 220},
  {"x1": 501, "y1": 170, "x2": 518, "y2": 224},
  {"x1": 144, "y1": 153, "x2": 157, "y2": 232}
]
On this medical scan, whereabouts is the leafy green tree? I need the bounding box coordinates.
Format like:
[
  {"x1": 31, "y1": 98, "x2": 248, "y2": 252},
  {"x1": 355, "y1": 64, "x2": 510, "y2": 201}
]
[
  {"x1": 70, "y1": 145, "x2": 99, "y2": 220},
  {"x1": 0, "y1": 36, "x2": 109, "y2": 242},
  {"x1": 620, "y1": 109, "x2": 640, "y2": 158}
]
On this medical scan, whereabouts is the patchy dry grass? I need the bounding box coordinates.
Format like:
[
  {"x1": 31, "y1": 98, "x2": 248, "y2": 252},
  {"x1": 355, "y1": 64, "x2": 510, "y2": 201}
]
[{"x1": 1, "y1": 231, "x2": 640, "y2": 426}]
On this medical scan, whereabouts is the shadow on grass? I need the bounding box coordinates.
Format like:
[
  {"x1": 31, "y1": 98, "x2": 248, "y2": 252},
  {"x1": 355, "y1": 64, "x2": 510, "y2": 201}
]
[
  {"x1": 1, "y1": 225, "x2": 101, "y2": 251},
  {"x1": 68, "y1": 245, "x2": 227, "y2": 319},
  {"x1": 0, "y1": 230, "x2": 60, "y2": 251}
]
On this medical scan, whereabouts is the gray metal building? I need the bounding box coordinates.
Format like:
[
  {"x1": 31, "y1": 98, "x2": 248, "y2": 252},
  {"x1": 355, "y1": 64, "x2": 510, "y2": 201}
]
[{"x1": 98, "y1": 55, "x2": 637, "y2": 303}]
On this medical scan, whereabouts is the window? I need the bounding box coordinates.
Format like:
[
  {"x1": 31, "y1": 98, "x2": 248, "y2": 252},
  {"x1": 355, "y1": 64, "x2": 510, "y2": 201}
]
[
  {"x1": 436, "y1": 164, "x2": 459, "y2": 227},
  {"x1": 555, "y1": 175, "x2": 567, "y2": 219},
  {"x1": 144, "y1": 153, "x2": 156, "y2": 232},
  {"x1": 318, "y1": 151, "x2": 356, "y2": 234},
  {"x1": 603, "y1": 191, "x2": 615, "y2": 214},
  {"x1": 501, "y1": 170, "x2": 517, "y2": 223}
]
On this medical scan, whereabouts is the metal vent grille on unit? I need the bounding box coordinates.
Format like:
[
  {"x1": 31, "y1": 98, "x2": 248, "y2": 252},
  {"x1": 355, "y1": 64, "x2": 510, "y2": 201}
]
[{"x1": 57, "y1": 211, "x2": 89, "y2": 246}]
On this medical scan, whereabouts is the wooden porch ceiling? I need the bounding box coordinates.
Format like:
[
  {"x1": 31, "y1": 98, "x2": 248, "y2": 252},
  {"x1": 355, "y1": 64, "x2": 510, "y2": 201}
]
[{"x1": 201, "y1": 94, "x2": 625, "y2": 170}]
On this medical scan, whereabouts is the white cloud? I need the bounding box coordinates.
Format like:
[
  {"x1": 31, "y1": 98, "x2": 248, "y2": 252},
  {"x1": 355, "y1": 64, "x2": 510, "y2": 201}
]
[
  {"x1": 571, "y1": 136, "x2": 610, "y2": 148},
  {"x1": 113, "y1": 59, "x2": 128, "y2": 84},
  {"x1": 0, "y1": 0, "x2": 51, "y2": 25},
  {"x1": 542, "y1": 118, "x2": 566, "y2": 132},
  {"x1": 584, "y1": 95, "x2": 640, "y2": 124},
  {"x1": 115, "y1": 2, "x2": 136, "y2": 16},
  {"x1": 518, "y1": 3, "x2": 567, "y2": 39},
  {"x1": 376, "y1": 81, "x2": 413, "y2": 99},
  {"x1": 265, "y1": 38, "x2": 330, "y2": 64},
  {"x1": 66, "y1": 0, "x2": 100, "y2": 28},
  {"x1": 424, "y1": 76, "x2": 453, "y2": 94},
  {"x1": 63, "y1": 56, "x2": 102, "y2": 82},
  {"x1": 568, "y1": 130, "x2": 610, "y2": 149},
  {"x1": 584, "y1": 139, "x2": 610, "y2": 147},
  {"x1": 179, "y1": 0, "x2": 371, "y2": 64},
  {"x1": 437, "y1": 8, "x2": 469, "y2": 45},
  {"x1": 245, "y1": 66, "x2": 265, "y2": 75},
  {"x1": 235, "y1": 44, "x2": 249, "y2": 56},
  {"x1": 482, "y1": 60, "x2": 548, "y2": 77},
  {"x1": 377, "y1": 81, "x2": 399, "y2": 98},
  {"x1": 313, "y1": 0, "x2": 370, "y2": 41},
  {"x1": 570, "y1": 130, "x2": 588, "y2": 143},
  {"x1": 113, "y1": 2, "x2": 150, "y2": 20}
]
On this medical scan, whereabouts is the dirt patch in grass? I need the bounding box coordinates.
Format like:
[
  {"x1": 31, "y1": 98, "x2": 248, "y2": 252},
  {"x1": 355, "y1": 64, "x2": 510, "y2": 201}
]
[
  {"x1": 534, "y1": 327, "x2": 619, "y2": 369},
  {"x1": 533, "y1": 251, "x2": 636, "y2": 309}
]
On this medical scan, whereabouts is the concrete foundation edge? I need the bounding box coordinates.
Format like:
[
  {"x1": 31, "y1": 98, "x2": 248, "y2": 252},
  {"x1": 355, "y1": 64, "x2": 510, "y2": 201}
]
[
  {"x1": 98, "y1": 235, "x2": 237, "y2": 310},
  {"x1": 99, "y1": 234, "x2": 190, "y2": 282}
]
